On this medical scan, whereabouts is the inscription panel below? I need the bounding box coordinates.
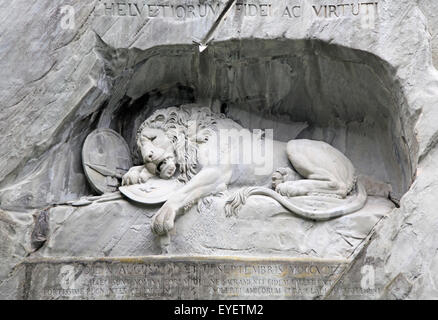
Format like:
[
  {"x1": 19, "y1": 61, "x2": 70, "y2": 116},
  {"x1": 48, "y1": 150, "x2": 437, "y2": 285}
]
[{"x1": 22, "y1": 256, "x2": 352, "y2": 300}]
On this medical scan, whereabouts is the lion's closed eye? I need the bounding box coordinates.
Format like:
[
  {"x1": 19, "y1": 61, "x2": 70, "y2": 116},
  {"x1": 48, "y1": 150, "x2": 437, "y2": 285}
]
[{"x1": 143, "y1": 134, "x2": 156, "y2": 142}]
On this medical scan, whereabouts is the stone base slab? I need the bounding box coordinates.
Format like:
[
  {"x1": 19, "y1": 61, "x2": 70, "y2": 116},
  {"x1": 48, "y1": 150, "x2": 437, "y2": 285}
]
[{"x1": 12, "y1": 255, "x2": 377, "y2": 300}]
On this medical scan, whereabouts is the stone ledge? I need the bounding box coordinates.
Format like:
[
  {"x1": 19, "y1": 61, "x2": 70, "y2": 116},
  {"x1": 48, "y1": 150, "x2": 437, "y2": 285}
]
[
  {"x1": 22, "y1": 255, "x2": 350, "y2": 265},
  {"x1": 37, "y1": 195, "x2": 394, "y2": 259},
  {"x1": 16, "y1": 255, "x2": 355, "y2": 300}
]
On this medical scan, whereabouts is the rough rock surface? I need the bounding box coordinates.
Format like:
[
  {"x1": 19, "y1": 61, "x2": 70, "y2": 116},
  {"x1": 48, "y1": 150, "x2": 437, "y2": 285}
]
[
  {"x1": 1, "y1": 0, "x2": 438, "y2": 299},
  {"x1": 34, "y1": 195, "x2": 393, "y2": 259},
  {"x1": 0, "y1": 210, "x2": 33, "y2": 299},
  {"x1": 418, "y1": 0, "x2": 438, "y2": 68}
]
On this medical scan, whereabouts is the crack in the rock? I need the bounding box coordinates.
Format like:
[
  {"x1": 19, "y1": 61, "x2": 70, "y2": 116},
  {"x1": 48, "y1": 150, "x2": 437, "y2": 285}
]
[{"x1": 26, "y1": 60, "x2": 57, "y2": 85}]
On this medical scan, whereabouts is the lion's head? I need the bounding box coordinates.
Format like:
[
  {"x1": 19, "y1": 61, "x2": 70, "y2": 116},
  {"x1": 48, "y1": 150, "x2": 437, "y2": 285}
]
[{"x1": 137, "y1": 104, "x2": 223, "y2": 182}]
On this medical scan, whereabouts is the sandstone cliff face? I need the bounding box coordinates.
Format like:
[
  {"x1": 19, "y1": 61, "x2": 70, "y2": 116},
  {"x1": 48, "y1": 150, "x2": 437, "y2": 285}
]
[{"x1": 1, "y1": 0, "x2": 438, "y2": 299}]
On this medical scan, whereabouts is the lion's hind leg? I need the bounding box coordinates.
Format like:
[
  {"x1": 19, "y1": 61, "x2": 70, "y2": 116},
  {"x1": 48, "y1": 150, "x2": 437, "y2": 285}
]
[
  {"x1": 275, "y1": 178, "x2": 348, "y2": 198},
  {"x1": 271, "y1": 167, "x2": 301, "y2": 189},
  {"x1": 286, "y1": 139, "x2": 356, "y2": 198}
]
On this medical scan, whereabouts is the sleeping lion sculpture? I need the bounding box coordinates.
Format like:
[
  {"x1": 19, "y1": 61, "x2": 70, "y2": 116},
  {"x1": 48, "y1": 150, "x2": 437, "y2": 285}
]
[{"x1": 121, "y1": 104, "x2": 367, "y2": 235}]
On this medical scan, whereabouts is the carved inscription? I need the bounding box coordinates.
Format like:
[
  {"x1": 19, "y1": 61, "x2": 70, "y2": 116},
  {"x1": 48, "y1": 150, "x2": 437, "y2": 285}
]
[
  {"x1": 23, "y1": 257, "x2": 350, "y2": 300},
  {"x1": 285, "y1": 2, "x2": 378, "y2": 18},
  {"x1": 96, "y1": 1, "x2": 379, "y2": 20},
  {"x1": 98, "y1": 1, "x2": 221, "y2": 18}
]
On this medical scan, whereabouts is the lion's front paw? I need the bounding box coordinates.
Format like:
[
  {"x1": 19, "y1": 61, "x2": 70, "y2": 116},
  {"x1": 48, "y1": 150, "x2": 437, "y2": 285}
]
[
  {"x1": 151, "y1": 204, "x2": 177, "y2": 235},
  {"x1": 122, "y1": 169, "x2": 140, "y2": 186},
  {"x1": 122, "y1": 166, "x2": 149, "y2": 185},
  {"x1": 138, "y1": 168, "x2": 151, "y2": 183}
]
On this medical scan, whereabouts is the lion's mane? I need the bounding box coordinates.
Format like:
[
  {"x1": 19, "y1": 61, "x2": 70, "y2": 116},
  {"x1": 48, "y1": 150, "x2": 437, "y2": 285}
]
[{"x1": 137, "y1": 104, "x2": 223, "y2": 183}]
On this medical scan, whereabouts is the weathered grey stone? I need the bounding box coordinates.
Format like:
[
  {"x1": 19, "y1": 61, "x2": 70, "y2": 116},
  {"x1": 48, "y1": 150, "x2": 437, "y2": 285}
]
[
  {"x1": 0, "y1": 0, "x2": 424, "y2": 209},
  {"x1": 418, "y1": 0, "x2": 438, "y2": 68},
  {"x1": 35, "y1": 195, "x2": 393, "y2": 259},
  {"x1": 1, "y1": 0, "x2": 438, "y2": 300},
  {"x1": 30, "y1": 208, "x2": 50, "y2": 251},
  {"x1": 0, "y1": 265, "x2": 26, "y2": 300},
  {"x1": 330, "y1": 145, "x2": 438, "y2": 299},
  {"x1": 17, "y1": 256, "x2": 350, "y2": 300},
  {"x1": 0, "y1": 210, "x2": 33, "y2": 290}
]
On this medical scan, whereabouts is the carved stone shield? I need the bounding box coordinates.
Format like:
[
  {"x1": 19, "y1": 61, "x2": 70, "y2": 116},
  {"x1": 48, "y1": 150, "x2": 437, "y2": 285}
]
[
  {"x1": 82, "y1": 128, "x2": 132, "y2": 195},
  {"x1": 119, "y1": 177, "x2": 183, "y2": 204}
]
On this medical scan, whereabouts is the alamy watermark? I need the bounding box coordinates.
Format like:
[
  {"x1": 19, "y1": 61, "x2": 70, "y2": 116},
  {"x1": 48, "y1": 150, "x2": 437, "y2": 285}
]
[
  {"x1": 60, "y1": 5, "x2": 75, "y2": 30},
  {"x1": 59, "y1": 265, "x2": 76, "y2": 289},
  {"x1": 360, "y1": 265, "x2": 375, "y2": 290},
  {"x1": 202, "y1": 128, "x2": 274, "y2": 176}
]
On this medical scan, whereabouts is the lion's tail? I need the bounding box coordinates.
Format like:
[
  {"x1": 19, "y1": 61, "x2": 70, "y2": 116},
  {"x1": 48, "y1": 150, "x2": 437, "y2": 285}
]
[{"x1": 225, "y1": 181, "x2": 367, "y2": 221}]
